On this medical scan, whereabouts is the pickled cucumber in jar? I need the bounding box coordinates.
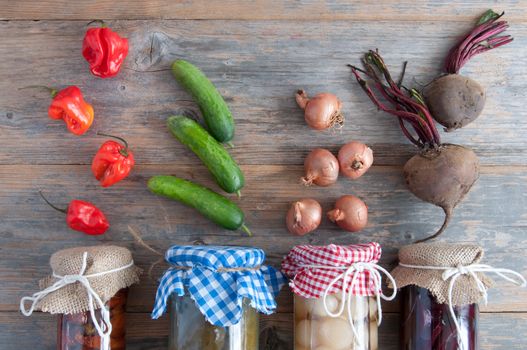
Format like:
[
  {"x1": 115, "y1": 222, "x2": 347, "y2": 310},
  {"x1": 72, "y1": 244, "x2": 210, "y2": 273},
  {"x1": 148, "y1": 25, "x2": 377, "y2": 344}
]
[{"x1": 170, "y1": 296, "x2": 258, "y2": 350}]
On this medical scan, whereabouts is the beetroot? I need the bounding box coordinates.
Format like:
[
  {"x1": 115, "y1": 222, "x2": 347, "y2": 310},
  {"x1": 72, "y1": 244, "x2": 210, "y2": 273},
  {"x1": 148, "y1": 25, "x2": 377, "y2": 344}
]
[
  {"x1": 425, "y1": 10, "x2": 512, "y2": 131},
  {"x1": 349, "y1": 50, "x2": 480, "y2": 242},
  {"x1": 404, "y1": 144, "x2": 479, "y2": 241}
]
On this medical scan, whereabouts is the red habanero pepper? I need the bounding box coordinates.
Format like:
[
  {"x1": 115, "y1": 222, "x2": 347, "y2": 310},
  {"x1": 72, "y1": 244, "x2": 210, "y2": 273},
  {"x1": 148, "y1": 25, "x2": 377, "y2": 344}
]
[
  {"x1": 22, "y1": 85, "x2": 94, "y2": 135},
  {"x1": 39, "y1": 191, "x2": 109, "y2": 235},
  {"x1": 48, "y1": 86, "x2": 94, "y2": 135},
  {"x1": 92, "y1": 133, "x2": 135, "y2": 187},
  {"x1": 82, "y1": 20, "x2": 129, "y2": 78}
]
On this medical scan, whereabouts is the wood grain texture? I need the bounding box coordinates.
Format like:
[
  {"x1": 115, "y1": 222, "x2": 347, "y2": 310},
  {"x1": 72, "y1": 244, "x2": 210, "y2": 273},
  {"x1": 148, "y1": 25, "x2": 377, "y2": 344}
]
[
  {"x1": 1, "y1": 0, "x2": 526, "y2": 21},
  {"x1": 1, "y1": 20, "x2": 526, "y2": 166},
  {"x1": 2, "y1": 164, "x2": 526, "y2": 313},
  {"x1": 1, "y1": 2, "x2": 526, "y2": 349},
  {"x1": 1, "y1": 311, "x2": 525, "y2": 349}
]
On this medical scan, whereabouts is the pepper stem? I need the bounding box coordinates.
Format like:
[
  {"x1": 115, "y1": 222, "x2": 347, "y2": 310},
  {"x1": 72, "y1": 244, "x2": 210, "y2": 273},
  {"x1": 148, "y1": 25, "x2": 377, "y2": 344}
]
[
  {"x1": 19, "y1": 85, "x2": 58, "y2": 98},
  {"x1": 97, "y1": 132, "x2": 130, "y2": 157},
  {"x1": 86, "y1": 19, "x2": 107, "y2": 28},
  {"x1": 39, "y1": 191, "x2": 67, "y2": 214},
  {"x1": 241, "y1": 224, "x2": 252, "y2": 237}
]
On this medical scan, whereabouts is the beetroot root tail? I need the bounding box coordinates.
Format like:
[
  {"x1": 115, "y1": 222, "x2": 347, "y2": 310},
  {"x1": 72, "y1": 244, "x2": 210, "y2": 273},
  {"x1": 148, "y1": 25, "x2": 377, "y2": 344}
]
[{"x1": 414, "y1": 206, "x2": 452, "y2": 243}]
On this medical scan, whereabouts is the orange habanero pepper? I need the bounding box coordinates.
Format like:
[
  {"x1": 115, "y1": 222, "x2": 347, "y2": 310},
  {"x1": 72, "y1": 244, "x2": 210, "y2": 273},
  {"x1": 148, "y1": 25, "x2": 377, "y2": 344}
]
[{"x1": 48, "y1": 86, "x2": 94, "y2": 135}]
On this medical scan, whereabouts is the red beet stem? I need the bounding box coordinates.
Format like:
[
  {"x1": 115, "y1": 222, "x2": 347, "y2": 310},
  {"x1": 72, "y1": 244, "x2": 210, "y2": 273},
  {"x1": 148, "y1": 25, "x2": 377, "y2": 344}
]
[
  {"x1": 398, "y1": 118, "x2": 423, "y2": 147},
  {"x1": 458, "y1": 22, "x2": 510, "y2": 67},
  {"x1": 445, "y1": 10, "x2": 513, "y2": 74},
  {"x1": 386, "y1": 86, "x2": 441, "y2": 144},
  {"x1": 364, "y1": 51, "x2": 441, "y2": 144},
  {"x1": 357, "y1": 70, "x2": 435, "y2": 145},
  {"x1": 367, "y1": 79, "x2": 428, "y2": 146},
  {"x1": 349, "y1": 51, "x2": 441, "y2": 149}
]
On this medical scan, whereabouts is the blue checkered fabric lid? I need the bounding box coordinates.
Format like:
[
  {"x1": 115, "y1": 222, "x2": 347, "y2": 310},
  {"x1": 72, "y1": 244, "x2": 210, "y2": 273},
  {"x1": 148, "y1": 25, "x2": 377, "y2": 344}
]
[{"x1": 151, "y1": 245, "x2": 286, "y2": 326}]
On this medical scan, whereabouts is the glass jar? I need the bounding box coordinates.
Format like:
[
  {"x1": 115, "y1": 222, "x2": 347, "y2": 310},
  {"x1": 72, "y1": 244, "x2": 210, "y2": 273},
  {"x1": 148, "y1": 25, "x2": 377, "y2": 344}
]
[
  {"x1": 401, "y1": 285, "x2": 478, "y2": 350},
  {"x1": 57, "y1": 288, "x2": 128, "y2": 350},
  {"x1": 170, "y1": 295, "x2": 259, "y2": 350},
  {"x1": 294, "y1": 293, "x2": 378, "y2": 350}
]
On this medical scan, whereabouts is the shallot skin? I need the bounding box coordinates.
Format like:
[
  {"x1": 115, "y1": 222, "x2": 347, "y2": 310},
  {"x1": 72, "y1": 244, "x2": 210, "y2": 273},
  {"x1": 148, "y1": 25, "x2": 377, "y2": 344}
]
[
  {"x1": 296, "y1": 90, "x2": 344, "y2": 130},
  {"x1": 338, "y1": 141, "x2": 374, "y2": 179},
  {"x1": 302, "y1": 148, "x2": 339, "y2": 187},
  {"x1": 327, "y1": 195, "x2": 368, "y2": 232},
  {"x1": 286, "y1": 199, "x2": 322, "y2": 236}
]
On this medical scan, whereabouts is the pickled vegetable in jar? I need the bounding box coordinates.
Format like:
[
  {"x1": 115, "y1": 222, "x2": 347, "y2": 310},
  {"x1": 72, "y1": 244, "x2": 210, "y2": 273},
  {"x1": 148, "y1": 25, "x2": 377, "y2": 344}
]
[
  {"x1": 151, "y1": 245, "x2": 286, "y2": 350},
  {"x1": 19, "y1": 246, "x2": 142, "y2": 350},
  {"x1": 170, "y1": 295, "x2": 258, "y2": 350},
  {"x1": 400, "y1": 285, "x2": 477, "y2": 350},
  {"x1": 282, "y1": 243, "x2": 397, "y2": 350},
  {"x1": 390, "y1": 242, "x2": 526, "y2": 350},
  {"x1": 58, "y1": 288, "x2": 128, "y2": 350},
  {"x1": 295, "y1": 294, "x2": 378, "y2": 350}
]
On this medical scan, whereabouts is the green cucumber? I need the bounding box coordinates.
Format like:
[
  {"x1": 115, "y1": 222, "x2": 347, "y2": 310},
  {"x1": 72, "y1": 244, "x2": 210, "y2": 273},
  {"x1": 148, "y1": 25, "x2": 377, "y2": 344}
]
[
  {"x1": 171, "y1": 59, "x2": 234, "y2": 143},
  {"x1": 167, "y1": 115, "x2": 244, "y2": 194},
  {"x1": 148, "y1": 175, "x2": 251, "y2": 235}
]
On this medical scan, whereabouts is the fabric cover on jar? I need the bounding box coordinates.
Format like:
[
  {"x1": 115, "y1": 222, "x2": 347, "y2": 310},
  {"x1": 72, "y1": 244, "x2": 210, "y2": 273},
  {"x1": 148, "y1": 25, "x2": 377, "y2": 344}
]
[
  {"x1": 20, "y1": 245, "x2": 141, "y2": 314},
  {"x1": 389, "y1": 242, "x2": 526, "y2": 350},
  {"x1": 19, "y1": 245, "x2": 142, "y2": 350},
  {"x1": 151, "y1": 245, "x2": 287, "y2": 327},
  {"x1": 389, "y1": 243, "x2": 493, "y2": 306},
  {"x1": 281, "y1": 242, "x2": 397, "y2": 350}
]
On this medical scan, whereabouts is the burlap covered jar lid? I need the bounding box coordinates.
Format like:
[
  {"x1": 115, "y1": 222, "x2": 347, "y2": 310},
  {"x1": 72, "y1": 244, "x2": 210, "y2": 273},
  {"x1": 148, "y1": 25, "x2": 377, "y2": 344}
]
[
  {"x1": 389, "y1": 242, "x2": 493, "y2": 306},
  {"x1": 34, "y1": 245, "x2": 142, "y2": 314}
]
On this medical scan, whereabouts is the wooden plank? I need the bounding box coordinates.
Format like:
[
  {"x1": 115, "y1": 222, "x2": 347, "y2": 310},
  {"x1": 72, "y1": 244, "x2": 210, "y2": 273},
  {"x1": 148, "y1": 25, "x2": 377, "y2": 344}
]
[
  {"x1": 1, "y1": 1, "x2": 526, "y2": 21},
  {"x1": 1, "y1": 7, "x2": 526, "y2": 350},
  {"x1": 1, "y1": 20, "x2": 526, "y2": 166},
  {"x1": 1, "y1": 311, "x2": 525, "y2": 349},
  {"x1": 2, "y1": 164, "x2": 526, "y2": 312}
]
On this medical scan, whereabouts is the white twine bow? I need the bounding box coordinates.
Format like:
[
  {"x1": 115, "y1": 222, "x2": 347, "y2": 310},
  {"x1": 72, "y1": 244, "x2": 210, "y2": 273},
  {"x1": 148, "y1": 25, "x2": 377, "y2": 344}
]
[
  {"x1": 300, "y1": 262, "x2": 397, "y2": 346},
  {"x1": 399, "y1": 262, "x2": 526, "y2": 350},
  {"x1": 20, "y1": 252, "x2": 134, "y2": 350}
]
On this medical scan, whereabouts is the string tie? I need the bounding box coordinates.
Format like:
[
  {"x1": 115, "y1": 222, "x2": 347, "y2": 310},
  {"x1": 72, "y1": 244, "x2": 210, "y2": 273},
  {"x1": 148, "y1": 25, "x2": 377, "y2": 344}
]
[
  {"x1": 298, "y1": 262, "x2": 397, "y2": 346},
  {"x1": 20, "y1": 252, "x2": 134, "y2": 350},
  {"x1": 399, "y1": 262, "x2": 526, "y2": 350}
]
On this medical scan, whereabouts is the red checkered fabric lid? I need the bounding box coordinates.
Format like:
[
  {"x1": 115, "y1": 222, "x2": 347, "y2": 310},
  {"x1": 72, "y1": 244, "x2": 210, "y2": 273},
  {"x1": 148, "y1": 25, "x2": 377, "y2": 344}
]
[{"x1": 281, "y1": 242, "x2": 382, "y2": 298}]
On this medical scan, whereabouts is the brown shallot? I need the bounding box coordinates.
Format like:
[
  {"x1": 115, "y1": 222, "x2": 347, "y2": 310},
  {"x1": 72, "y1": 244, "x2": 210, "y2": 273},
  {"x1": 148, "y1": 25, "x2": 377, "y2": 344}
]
[
  {"x1": 338, "y1": 141, "x2": 373, "y2": 179},
  {"x1": 296, "y1": 90, "x2": 344, "y2": 130},
  {"x1": 286, "y1": 199, "x2": 322, "y2": 236},
  {"x1": 301, "y1": 148, "x2": 339, "y2": 187},
  {"x1": 327, "y1": 195, "x2": 368, "y2": 232}
]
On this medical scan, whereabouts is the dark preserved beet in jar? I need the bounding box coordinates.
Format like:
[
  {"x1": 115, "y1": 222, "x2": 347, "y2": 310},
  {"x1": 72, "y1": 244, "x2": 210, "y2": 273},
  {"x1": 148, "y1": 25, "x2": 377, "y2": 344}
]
[
  {"x1": 401, "y1": 285, "x2": 478, "y2": 350},
  {"x1": 57, "y1": 288, "x2": 128, "y2": 350}
]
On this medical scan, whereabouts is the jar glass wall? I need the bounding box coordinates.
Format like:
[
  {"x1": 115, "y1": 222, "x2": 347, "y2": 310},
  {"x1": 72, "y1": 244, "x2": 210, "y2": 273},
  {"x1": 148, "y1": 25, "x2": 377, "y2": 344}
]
[
  {"x1": 400, "y1": 285, "x2": 478, "y2": 350},
  {"x1": 294, "y1": 293, "x2": 378, "y2": 350},
  {"x1": 170, "y1": 296, "x2": 259, "y2": 350},
  {"x1": 57, "y1": 288, "x2": 128, "y2": 350}
]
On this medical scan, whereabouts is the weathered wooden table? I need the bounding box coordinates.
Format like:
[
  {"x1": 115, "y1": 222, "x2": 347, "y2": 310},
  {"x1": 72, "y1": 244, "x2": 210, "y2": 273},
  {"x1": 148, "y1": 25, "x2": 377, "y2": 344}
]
[{"x1": 1, "y1": 1, "x2": 526, "y2": 349}]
